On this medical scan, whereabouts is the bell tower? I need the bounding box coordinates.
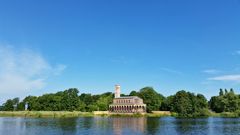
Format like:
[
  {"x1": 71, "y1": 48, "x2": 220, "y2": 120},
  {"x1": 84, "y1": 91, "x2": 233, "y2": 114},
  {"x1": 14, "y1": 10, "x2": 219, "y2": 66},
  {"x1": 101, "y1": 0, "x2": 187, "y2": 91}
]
[{"x1": 115, "y1": 85, "x2": 121, "y2": 98}]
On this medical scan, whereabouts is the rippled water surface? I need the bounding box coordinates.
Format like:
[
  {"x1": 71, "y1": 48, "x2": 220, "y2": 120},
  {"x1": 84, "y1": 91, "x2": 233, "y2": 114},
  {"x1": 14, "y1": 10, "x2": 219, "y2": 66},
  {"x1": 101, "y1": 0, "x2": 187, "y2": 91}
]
[{"x1": 0, "y1": 117, "x2": 240, "y2": 135}]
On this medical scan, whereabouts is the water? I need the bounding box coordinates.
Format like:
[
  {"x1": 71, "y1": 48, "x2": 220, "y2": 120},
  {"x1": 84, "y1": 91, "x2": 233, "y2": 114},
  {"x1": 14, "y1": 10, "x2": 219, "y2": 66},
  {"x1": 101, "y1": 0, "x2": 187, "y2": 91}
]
[{"x1": 0, "y1": 117, "x2": 240, "y2": 135}]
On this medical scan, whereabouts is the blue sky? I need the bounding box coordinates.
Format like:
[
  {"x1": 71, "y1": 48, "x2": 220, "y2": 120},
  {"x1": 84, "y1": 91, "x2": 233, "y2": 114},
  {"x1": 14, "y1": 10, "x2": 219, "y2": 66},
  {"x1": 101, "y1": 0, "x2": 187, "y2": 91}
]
[{"x1": 0, "y1": 0, "x2": 240, "y2": 103}]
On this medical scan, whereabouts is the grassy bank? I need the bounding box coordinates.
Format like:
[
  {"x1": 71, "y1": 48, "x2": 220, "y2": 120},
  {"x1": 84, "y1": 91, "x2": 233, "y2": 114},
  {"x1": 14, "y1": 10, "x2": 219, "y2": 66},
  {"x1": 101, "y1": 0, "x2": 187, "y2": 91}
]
[
  {"x1": 0, "y1": 111, "x2": 172, "y2": 118},
  {"x1": 209, "y1": 111, "x2": 240, "y2": 118},
  {"x1": 1, "y1": 111, "x2": 239, "y2": 118},
  {"x1": 0, "y1": 111, "x2": 94, "y2": 118}
]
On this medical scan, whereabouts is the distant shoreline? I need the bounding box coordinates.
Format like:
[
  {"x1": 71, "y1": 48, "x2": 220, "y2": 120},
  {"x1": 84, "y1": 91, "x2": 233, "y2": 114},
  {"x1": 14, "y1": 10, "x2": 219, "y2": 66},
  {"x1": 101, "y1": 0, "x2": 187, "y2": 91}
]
[
  {"x1": 0, "y1": 111, "x2": 171, "y2": 118},
  {"x1": 0, "y1": 111, "x2": 239, "y2": 118}
]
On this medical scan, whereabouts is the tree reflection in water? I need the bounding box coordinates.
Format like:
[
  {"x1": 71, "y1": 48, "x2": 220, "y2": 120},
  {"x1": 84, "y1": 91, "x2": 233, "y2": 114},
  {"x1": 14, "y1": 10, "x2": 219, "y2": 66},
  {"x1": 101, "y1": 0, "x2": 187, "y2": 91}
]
[
  {"x1": 146, "y1": 117, "x2": 160, "y2": 135},
  {"x1": 1, "y1": 117, "x2": 240, "y2": 135},
  {"x1": 56, "y1": 118, "x2": 78, "y2": 134}
]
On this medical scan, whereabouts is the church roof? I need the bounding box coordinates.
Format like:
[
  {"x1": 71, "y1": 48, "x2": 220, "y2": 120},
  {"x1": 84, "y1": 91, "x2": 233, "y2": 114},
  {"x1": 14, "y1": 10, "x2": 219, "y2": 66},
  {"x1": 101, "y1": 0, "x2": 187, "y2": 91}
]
[{"x1": 114, "y1": 96, "x2": 142, "y2": 99}]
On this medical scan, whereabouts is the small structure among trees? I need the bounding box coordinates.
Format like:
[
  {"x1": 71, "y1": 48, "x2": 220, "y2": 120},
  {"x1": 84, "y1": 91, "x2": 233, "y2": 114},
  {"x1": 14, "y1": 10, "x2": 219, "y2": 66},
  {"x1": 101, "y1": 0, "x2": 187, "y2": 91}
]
[{"x1": 109, "y1": 85, "x2": 146, "y2": 113}]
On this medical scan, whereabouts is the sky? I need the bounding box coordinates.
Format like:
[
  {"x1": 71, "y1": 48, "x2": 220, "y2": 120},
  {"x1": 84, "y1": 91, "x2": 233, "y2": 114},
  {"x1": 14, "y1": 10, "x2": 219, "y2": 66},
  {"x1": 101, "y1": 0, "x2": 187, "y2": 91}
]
[{"x1": 0, "y1": 0, "x2": 240, "y2": 103}]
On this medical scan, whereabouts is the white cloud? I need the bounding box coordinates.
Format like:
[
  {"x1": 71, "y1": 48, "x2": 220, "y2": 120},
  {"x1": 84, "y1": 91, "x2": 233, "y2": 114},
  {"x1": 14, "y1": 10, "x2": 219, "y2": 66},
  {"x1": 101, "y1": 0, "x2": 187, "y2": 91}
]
[
  {"x1": 203, "y1": 69, "x2": 220, "y2": 74},
  {"x1": 237, "y1": 50, "x2": 240, "y2": 55},
  {"x1": 53, "y1": 64, "x2": 67, "y2": 75},
  {"x1": 233, "y1": 50, "x2": 240, "y2": 55},
  {"x1": 0, "y1": 45, "x2": 66, "y2": 102},
  {"x1": 208, "y1": 74, "x2": 240, "y2": 82}
]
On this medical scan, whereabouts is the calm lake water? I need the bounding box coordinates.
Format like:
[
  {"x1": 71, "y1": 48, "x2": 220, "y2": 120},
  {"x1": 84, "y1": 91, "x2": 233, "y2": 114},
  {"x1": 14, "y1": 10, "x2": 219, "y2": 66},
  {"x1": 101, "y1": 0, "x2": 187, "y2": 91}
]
[{"x1": 0, "y1": 117, "x2": 240, "y2": 135}]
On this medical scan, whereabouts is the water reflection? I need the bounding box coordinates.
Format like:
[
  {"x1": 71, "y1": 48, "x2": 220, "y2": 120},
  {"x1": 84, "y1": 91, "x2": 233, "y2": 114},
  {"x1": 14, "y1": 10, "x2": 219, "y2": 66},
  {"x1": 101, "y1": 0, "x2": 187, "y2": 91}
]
[
  {"x1": 56, "y1": 118, "x2": 78, "y2": 134},
  {"x1": 209, "y1": 118, "x2": 240, "y2": 135},
  {"x1": 146, "y1": 117, "x2": 160, "y2": 135},
  {"x1": 173, "y1": 118, "x2": 209, "y2": 135},
  {"x1": 80, "y1": 117, "x2": 94, "y2": 129},
  {"x1": 0, "y1": 117, "x2": 27, "y2": 135},
  {"x1": 1, "y1": 117, "x2": 240, "y2": 135},
  {"x1": 112, "y1": 117, "x2": 147, "y2": 135}
]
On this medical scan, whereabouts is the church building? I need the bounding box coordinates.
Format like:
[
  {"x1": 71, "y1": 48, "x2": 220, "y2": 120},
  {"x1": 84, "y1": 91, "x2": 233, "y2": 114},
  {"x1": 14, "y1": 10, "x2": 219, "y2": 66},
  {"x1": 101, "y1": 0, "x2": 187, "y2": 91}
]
[{"x1": 109, "y1": 85, "x2": 146, "y2": 113}]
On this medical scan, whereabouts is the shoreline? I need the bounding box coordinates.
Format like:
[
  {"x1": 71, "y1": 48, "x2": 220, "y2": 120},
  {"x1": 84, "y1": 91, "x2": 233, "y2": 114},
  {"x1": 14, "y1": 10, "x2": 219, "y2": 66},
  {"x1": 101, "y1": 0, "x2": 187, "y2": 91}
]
[
  {"x1": 0, "y1": 111, "x2": 172, "y2": 118},
  {"x1": 0, "y1": 111, "x2": 239, "y2": 118}
]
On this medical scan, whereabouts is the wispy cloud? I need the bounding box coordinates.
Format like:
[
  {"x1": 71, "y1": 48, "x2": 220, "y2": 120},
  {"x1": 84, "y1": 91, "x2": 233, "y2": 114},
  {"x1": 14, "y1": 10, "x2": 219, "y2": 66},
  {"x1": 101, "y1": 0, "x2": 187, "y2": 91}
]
[
  {"x1": 160, "y1": 67, "x2": 183, "y2": 75},
  {"x1": 53, "y1": 64, "x2": 67, "y2": 76},
  {"x1": 203, "y1": 69, "x2": 220, "y2": 74},
  {"x1": 236, "y1": 50, "x2": 240, "y2": 55},
  {"x1": 232, "y1": 50, "x2": 240, "y2": 55},
  {"x1": 208, "y1": 74, "x2": 240, "y2": 82},
  {"x1": 0, "y1": 45, "x2": 66, "y2": 101}
]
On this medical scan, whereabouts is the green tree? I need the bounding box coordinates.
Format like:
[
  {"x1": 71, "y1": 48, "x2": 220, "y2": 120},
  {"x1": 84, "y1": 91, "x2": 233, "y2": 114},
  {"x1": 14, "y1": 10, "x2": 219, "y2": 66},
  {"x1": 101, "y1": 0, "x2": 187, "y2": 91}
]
[
  {"x1": 138, "y1": 87, "x2": 164, "y2": 112},
  {"x1": 196, "y1": 94, "x2": 208, "y2": 109},
  {"x1": 3, "y1": 99, "x2": 14, "y2": 111},
  {"x1": 12, "y1": 97, "x2": 19, "y2": 105},
  {"x1": 129, "y1": 91, "x2": 138, "y2": 96},
  {"x1": 96, "y1": 93, "x2": 113, "y2": 111},
  {"x1": 171, "y1": 90, "x2": 209, "y2": 117},
  {"x1": 23, "y1": 96, "x2": 40, "y2": 111},
  {"x1": 209, "y1": 96, "x2": 224, "y2": 113},
  {"x1": 79, "y1": 94, "x2": 93, "y2": 106},
  {"x1": 230, "y1": 88, "x2": 234, "y2": 94},
  {"x1": 160, "y1": 95, "x2": 174, "y2": 111},
  {"x1": 219, "y1": 89, "x2": 224, "y2": 96},
  {"x1": 87, "y1": 104, "x2": 98, "y2": 112},
  {"x1": 77, "y1": 100, "x2": 86, "y2": 111},
  {"x1": 172, "y1": 91, "x2": 193, "y2": 117},
  {"x1": 36, "y1": 94, "x2": 62, "y2": 111},
  {"x1": 225, "y1": 89, "x2": 228, "y2": 95},
  {"x1": 209, "y1": 88, "x2": 240, "y2": 113},
  {"x1": 16, "y1": 102, "x2": 25, "y2": 111},
  {"x1": 224, "y1": 90, "x2": 238, "y2": 112},
  {"x1": 60, "y1": 88, "x2": 82, "y2": 111}
]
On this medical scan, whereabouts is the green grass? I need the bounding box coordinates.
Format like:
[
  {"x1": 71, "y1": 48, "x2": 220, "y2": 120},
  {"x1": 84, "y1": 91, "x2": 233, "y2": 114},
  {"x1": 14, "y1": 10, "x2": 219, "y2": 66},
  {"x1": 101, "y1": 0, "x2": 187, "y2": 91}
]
[
  {"x1": 0, "y1": 111, "x2": 95, "y2": 118},
  {"x1": 0, "y1": 111, "x2": 172, "y2": 118},
  {"x1": 209, "y1": 111, "x2": 240, "y2": 118},
  {"x1": 3, "y1": 111, "x2": 239, "y2": 118}
]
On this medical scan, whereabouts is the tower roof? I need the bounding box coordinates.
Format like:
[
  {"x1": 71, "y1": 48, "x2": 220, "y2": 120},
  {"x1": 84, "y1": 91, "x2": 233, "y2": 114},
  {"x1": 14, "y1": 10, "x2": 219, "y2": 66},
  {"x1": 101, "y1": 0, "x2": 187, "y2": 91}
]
[{"x1": 114, "y1": 96, "x2": 142, "y2": 100}]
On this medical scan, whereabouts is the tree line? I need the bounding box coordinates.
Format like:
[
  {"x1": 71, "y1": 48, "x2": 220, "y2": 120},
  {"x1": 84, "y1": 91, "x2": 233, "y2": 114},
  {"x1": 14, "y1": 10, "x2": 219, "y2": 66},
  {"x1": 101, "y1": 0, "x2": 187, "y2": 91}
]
[{"x1": 0, "y1": 87, "x2": 240, "y2": 117}]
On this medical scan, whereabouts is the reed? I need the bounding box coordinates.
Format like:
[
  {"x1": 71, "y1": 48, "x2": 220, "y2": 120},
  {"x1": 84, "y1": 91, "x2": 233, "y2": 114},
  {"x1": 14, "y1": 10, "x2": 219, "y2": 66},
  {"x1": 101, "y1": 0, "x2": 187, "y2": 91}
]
[
  {"x1": 0, "y1": 111, "x2": 95, "y2": 118},
  {"x1": 8, "y1": 111, "x2": 239, "y2": 118}
]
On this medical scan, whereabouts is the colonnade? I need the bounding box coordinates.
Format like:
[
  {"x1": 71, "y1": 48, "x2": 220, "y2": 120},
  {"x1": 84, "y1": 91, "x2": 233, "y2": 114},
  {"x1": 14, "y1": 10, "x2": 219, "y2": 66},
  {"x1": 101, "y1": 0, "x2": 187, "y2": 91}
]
[{"x1": 109, "y1": 105, "x2": 146, "y2": 113}]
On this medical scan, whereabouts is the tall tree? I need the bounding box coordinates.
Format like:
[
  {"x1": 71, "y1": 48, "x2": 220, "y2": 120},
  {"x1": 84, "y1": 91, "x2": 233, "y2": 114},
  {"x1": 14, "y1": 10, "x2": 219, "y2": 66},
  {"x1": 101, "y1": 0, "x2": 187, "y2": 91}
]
[
  {"x1": 160, "y1": 95, "x2": 174, "y2": 111},
  {"x1": 219, "y1": 89, "x2": 224, "y2": 96},
  {"x1": 170, "y1": 90, "x2": 209, "y2": 117},
  {"x1": 129, "y1": 91, "x2": 138, "y2": 96},
  {"x1": 209, "y1": 88, "x2": 240, "y2": 113},
  {"x1": 61, "y1": 88, "x2": 82, "y2": 111},
  {"x1": 3, "y1": 99, "x2": 14, "y2": 111},
  {"x1": 225, "y1": 89, "x2": 228, "y2": 95},
  {"x1": 138, "y1": 87, "x2": 164, "y2": 112},
  {"x1": 172, "y1": 91, "x2": 193, "y2": 117},
  {"x1": 96, "y1": 93, "x2": 113, "y2": 111}
]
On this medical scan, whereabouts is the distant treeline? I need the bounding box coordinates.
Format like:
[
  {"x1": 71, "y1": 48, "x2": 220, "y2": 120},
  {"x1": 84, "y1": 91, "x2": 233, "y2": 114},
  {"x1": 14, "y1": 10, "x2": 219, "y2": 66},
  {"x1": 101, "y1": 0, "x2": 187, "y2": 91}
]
[{"x1": 1, "y1": 87, "x2": 240, "y2": 117}]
